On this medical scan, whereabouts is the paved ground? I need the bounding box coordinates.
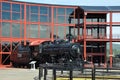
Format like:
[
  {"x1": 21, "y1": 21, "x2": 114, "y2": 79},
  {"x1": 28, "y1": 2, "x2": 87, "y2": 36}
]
[
  {"x1": 0, "y1": 68, "x2": 39, "y2": 80},
  {"x1": 0, "y1": 67, "x2": 120, "y2": 80}
]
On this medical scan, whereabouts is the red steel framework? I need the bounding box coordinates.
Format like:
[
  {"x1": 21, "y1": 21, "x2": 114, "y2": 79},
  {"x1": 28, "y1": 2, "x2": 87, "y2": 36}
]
[
  {"x1": 0, "y1": 1, "x2": 77, "y2": 67},
  {"x1": 0, "y1": 0, "x2": 120, "y2": 68},
  {"x1": 81, "y1": 11, "x2": 120, "y2": 68}
]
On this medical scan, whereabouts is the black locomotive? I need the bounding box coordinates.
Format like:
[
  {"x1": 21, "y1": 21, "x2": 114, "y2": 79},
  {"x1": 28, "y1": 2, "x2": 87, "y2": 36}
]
[
  {"x1": 10, "y1": 39, "x2": 83, "y2": 68},
  {"x1": 39, "y1": 39, "x2": 83, "y2": 63}
]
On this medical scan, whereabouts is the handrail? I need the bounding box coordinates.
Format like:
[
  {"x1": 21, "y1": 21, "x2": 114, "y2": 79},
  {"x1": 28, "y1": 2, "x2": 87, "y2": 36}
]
[{"x1": 78, "y1": 34, "x2": 120, "y2": 39}]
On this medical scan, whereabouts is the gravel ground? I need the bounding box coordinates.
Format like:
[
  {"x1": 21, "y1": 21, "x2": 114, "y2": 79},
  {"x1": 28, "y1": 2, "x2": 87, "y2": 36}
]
[{"x1": 0, "y1": 68, "x2": 39, "y2": 80}]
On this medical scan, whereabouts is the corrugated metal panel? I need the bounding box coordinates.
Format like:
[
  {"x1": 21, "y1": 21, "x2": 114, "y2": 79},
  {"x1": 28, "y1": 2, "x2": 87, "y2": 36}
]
[
  {"x1": 108, "y1": 6, "x2": 120, "y2": 11},
  {"x1": 80, "y1": 6, "x2": 120, "y2": 12},
  {"x1": 80, "y1": 6, "x2": 109, "y2": 12}
]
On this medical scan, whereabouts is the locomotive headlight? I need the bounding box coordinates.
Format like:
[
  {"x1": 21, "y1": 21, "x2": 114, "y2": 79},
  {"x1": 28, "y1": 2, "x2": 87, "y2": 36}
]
[{"x1": 72, "y1": 45, "x2": 80, "y2": 53}]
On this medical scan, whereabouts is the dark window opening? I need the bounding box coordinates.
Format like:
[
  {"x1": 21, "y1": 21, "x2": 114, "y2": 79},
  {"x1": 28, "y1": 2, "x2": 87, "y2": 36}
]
[{"x1": 2, "y1": 54, "x2": 10, "y2": 65}]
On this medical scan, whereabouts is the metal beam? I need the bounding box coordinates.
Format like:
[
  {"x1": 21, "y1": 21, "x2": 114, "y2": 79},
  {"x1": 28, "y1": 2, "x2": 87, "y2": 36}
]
[
  {"x1": 83, "y1": 12, "x2": 87, "y2": 61},
  {"x1": 109, "y1": 12, "x2": 113, "y2": 68}
]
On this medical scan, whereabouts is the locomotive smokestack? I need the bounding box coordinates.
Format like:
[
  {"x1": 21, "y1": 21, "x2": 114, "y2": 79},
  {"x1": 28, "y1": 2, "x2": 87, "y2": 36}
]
[{"x1": 66, "y1": 34, "x2": 73, "y2": 42}]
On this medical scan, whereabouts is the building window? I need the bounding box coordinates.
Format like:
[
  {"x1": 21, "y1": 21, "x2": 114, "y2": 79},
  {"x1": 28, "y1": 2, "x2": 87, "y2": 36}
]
[
  {"x1": 40, "y1": 15, "x2": 48, "y2": 22},
  {"x1": 26, "y1": 24, "x2": 29, "y2": 38},
  {"x1": 66, "y1": 8, "x2": 74, "y2": 15},
  {"x1": 39, "y1": 6, "x2": 49, "y2": 22},
  {"x1": 92, "y1": 27, "x2": 98, "y2": 38},
  {"x1": 12, "y1": 13, "x2": 20, "y2": 20},
  {"x1": 30, "y1": 6, "x2": 39, "y2": 22},
  {"x1": 58, "y1": 26, "x2": 64, "y2": 39},
  {"x1": 2, "y1": 2, "x2": 10, "y2": 11},
  {"x1": 2, "y1": 22, "x2": 10, "y2": 37},
  {"x1": 57, "y1": 8, "x2": 65, "y2": 23},
  {"x1": 21, "y1": 5, "x2": 24, "y2": 20},
  {"x1": 31, "y1": 14, "x2": 38, "y2": 22},
  {"x1": 57, "y1": 16, "x2": 65, "y2": 23},
  {"x1": 30, "y1": 24, "x2": 38, "y2": 38},
  {"x1": 40, "y1": 25, "x2": 50, "y2": 38},
  {"x1": 2, "y1": 11, "x2": 10, "y2": 20},
  {"x1": 79, "y1": 28, "x2": 83, "y2": 36},
  {"x1": 30, "y1": 6, "x2": 38, "y2": 13},
  {"x1": 99, "y1": 27, "x2": 105, "y2": 37},
  {"x1": 27, "y1": 24, "x2": 38, "y2": 38},
  {"x1": 54, "y1": 26, "x2": 70, "y2": 39},
  {"x1": 86, "y1": 28, "x2": 92, "y2": 36},
  {"x1": 26, "y1": 5, "x2": 30, "y2": 21},
  {"x1": 40, "y1": 6, "x2": 48, "y2": 14},
  {"x1": 2, "y1": 2, "x2": 11, "y2": 20},
  {"x1": 54, "y1": 26, "x2": 64, "y2": 39},
  {"x1": 92, "y1": 18, "x2": 98, "y2": 22},
  {"x1": 12, "y1": 3, "x2": 21, "y2": 21},
  {"x1": 71, "y1": 27, "x2": 77, "y2": 39},
  {"x1": 86, "y1": 19, "x2": 92, "y2": 22},
  {"x1": 54, "y1": 8, "x2": 56, "y2": 23},
  {"x1": 12, "y1": 23, "x2": 20, "y2": 37},
  {"x1": 12, "y1": 4, "x2": 20, "y2": 12},
  {"x1": 22, "y1": 24, "x2": 24, "y2": 38},
  {"x1": 58, "y1": 8, "x2": 65, "y2": 15},
  {"x1": 54, "y1": 7, "x2": 75, "y2": 24}
]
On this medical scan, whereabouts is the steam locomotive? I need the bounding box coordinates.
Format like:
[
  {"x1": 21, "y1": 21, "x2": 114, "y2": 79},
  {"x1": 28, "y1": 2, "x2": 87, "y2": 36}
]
[
  {"x1": 39, "y1": 39, "x2": 82, "y2": 63},
  {"x1": 10, "y1": 39, "x2": 83, "y2": 68}
]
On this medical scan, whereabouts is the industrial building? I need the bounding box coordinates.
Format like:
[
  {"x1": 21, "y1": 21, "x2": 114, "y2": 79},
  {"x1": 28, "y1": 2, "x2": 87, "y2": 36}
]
[{"x1": 0, "y1": 0, "x2": 120, "y2": 67}]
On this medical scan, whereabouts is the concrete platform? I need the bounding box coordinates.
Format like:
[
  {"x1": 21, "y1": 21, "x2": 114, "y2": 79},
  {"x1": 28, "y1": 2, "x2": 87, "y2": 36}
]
[{"x1": 0, "y1": 68, "x2": 39, "y2": 80}]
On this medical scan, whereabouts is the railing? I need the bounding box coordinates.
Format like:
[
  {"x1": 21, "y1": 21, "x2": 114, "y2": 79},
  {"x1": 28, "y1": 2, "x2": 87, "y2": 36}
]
[
  {"x1": 78, "y1": 35, "x2": 107, "y2": 39},
  {"x1": 38, "y1": 63, "x2": 120, "y2": 80},
  {"x1": 78, "y1": 34, "x2": 120, "y2": 40},
  {"x1": 107, "y1": 34, "x2": 120, "y2": 39}
]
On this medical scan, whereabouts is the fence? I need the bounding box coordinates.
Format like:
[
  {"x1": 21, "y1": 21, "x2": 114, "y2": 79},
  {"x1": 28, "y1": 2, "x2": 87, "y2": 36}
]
[{"x1": 38, "y1": 63, "x2": 120, "y2": 80}]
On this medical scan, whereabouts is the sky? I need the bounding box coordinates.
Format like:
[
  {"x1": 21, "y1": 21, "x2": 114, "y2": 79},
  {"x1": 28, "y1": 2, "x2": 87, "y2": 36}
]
[
  {"x1": 15, "y1": 0, "x2": 120, "y2": 37},
  {"x1": 16, "y1": 0, "x2": 120, "y2": 6}
]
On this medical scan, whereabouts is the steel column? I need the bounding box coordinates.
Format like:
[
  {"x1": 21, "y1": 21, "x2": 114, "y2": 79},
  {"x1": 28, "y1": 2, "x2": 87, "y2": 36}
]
[
  {"x1": 77, "y1": 10, "x2": 80, "y2": 40},
  {"x1": 51, "y1": 6, "x2": 54, "y2": 41},
  {"x1": 109, "y1": 12, "x2": 113, "y2": 68},
  {"x1": 24, "y1": 3, "x2": 26, "y2": 45},
  {"x1": 104, "y1": 43, "x2": 107, "y2": 67},
  {"x1": 83, "y1": 12, "x2": 87, "y2": 61}
]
